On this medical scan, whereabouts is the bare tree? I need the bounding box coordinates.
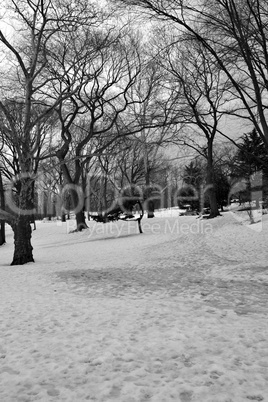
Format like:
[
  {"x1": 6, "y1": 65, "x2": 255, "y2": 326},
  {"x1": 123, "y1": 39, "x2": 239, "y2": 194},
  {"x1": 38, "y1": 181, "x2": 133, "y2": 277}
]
[
  {"x1": 155, "y1": 36, "x2": 231, "y2": 216},
  {"x1": 122, "y1": 58, "x2": 177, "y2": 216},
  {"x1": 113, "y1": 0, "x2": 268, "y2": 153},
  {"x1": 0, "y1": 0, "x2": 103, "y2": 264},
  {"x1": 0, "y1": 168, "x2": 5, "y2": 245},
  {"x1": 51, "y1": 26, "x2": 146, "y2": 230}
]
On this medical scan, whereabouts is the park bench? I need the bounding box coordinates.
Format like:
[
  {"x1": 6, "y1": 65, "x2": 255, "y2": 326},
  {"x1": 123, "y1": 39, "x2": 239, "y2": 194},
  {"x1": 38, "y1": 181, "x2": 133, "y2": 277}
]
[{"x1": 89, "y1": 198, "x2": 144, "y2": 234}]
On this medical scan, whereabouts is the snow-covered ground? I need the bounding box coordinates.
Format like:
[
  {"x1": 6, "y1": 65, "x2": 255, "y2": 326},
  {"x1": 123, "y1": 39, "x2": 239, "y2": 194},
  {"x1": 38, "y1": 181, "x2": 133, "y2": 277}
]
[{"x1": 0, "y1": 211, "x2": 268, "y2": 402}]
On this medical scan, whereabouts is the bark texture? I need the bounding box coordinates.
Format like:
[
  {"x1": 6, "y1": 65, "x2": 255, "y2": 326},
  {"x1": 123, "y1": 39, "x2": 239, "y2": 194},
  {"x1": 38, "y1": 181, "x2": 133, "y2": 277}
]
[
  {"x1": 76, "y1": 210, "x2": 87, "y2": 231},
  {"x1": 0, "y1": 171, "x2": 5, "y2": 245},
  {"x1": 11, "y1": 216, "x2": 34, "y2": 265}
]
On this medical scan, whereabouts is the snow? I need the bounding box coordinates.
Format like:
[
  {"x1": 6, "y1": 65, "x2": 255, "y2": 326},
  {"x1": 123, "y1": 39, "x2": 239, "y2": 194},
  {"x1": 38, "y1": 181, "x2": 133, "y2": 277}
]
[{"x1": 0, "y1": 211, "x2": 268, "y2": 402}]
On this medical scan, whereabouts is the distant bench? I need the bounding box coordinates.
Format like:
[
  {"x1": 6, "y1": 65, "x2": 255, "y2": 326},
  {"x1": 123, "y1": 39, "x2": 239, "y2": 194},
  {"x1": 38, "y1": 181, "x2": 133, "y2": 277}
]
[{"x1": 89, "y1": 198, "x2": 144, "y2": 234}]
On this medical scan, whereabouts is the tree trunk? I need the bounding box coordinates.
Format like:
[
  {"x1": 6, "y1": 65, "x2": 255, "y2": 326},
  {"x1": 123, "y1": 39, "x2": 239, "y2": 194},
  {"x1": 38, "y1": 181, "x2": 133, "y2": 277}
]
[
  {"x1": 59, "y1": 161, "x2": 86, "y2": 231},
  {"x1": 145, "y1": 162, "x2": 155, "y2": 218},
  {"x1": 147, "y1": 199, "x2": 155, "y2": 218},
  {"x1": 207, "y1": 140, "x2": 220, "y2": 218},
  {"x1": 76, "y1": 209, "x2": 87, "y2": 231},
  {"x1": 10, "y1": 177, "x2": 35, "y2": 265},
  {"x1": 206, "y1": 172, "x2": 219, "y2": 217},
  {"x1": 11, "y1": 216, "x2": 34, "y2": 265},
  {"x1": 0, "y1": 222, "x2": 5, "y2": 246},
  {"x1": 0, "y1": 171, "x2": 5, "y2": 245},
  {"x1": 142, "y1": 131, "x2": 155, "y2": 218},
  {"x1": 67, "y1": 186, "x2": 87, "y2": 231}
]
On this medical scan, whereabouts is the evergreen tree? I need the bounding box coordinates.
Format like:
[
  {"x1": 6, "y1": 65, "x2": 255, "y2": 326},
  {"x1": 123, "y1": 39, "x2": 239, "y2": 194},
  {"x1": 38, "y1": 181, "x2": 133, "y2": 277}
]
[{"x1": 232, "y1": 129, "x2": 268, "y2": 206}]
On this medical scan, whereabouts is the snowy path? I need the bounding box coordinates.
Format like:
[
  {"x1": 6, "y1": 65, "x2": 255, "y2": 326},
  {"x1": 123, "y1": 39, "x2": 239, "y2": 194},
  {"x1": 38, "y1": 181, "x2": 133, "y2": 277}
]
[{"x1": 0, "y1": 213, "x2": 268, "y2": 401}]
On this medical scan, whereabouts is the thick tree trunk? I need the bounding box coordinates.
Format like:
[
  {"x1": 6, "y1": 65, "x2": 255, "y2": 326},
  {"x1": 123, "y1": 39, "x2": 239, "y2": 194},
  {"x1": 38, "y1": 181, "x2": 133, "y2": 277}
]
[
  {"x1": 0, "y1": 171, "x2": 5, "y2": 245},
  {"x1": 10, "y1": 177, "x2": 35, "y2": 265},
  {"x1": 68, "y1": 187, "x2": 87, "y2": 231},
  {"x1": 206, "y1": 172, "x2": 219, "y2": 217},
  {"x1": 0, "y1": 222, "x2": 5, "y2": 246},
  {"x1": 76, "y1": 210, "x2": 87, "y2": 231},
  {"x1": 59, "y1": 161, "x2": 86, "y2": 231},
  {"x1": 147, "y1": 199, "x2": 155, "y2": 218},
  {"x1": 11, "y1": 216, "x2": 34, "y2": 265},
  {"x1": 206, "y1": 140, "x2": 220, "y2": 218},
  {"x1": 208, "y1": 191, "x2": 219, "y2": 217}
]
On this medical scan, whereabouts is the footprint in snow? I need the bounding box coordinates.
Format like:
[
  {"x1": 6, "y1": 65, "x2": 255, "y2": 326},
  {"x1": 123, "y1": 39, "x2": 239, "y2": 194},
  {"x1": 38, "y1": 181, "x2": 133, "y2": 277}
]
[
  {"x1": 246, "y1": 396, "x2": 264, "y2": 401},
  {"x1": 46, "y1": 387, "x2": 60, "y2": 397},
  {"x1": 209, "y1": 370, "x2": 224, "y2": 379},
  {"x1": 179, "y1": 391, "x2": 193, "y2": 402}
]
